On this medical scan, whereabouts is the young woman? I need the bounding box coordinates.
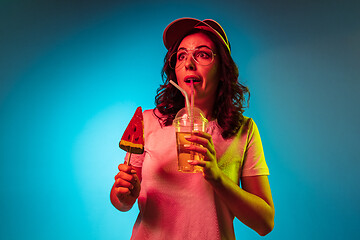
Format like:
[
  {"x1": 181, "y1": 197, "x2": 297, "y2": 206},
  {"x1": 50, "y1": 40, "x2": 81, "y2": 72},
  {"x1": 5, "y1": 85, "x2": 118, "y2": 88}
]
[{"x1": 110, "y1": 18, "x2": 275, "y2": 239}]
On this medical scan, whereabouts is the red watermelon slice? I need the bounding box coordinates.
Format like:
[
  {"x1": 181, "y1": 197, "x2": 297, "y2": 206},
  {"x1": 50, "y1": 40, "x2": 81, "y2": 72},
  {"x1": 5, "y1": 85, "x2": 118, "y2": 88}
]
[{"x1": 119, "y1": 107, "x2": 144, "y2": 154}]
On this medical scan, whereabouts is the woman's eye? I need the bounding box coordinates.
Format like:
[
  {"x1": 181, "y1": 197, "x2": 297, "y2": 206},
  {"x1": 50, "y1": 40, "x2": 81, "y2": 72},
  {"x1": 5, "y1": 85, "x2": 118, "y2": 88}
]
[
  {"x1": 196, "y1": 51, "x2": 210, "y2": 59},
  {"x1": 177, "y1": 52, "x2": 186, "y2": 61}
]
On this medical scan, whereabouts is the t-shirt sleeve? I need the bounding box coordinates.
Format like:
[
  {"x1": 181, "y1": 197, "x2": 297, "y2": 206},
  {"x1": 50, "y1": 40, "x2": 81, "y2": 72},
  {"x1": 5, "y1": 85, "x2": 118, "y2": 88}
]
[{"x1": 241, "y1": 119, "x2": 269, "y2": 177}]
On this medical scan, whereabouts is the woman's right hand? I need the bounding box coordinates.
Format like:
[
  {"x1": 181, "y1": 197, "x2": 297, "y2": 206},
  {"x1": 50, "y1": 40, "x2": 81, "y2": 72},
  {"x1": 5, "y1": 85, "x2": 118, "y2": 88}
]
[{"x1": 111, "y1": 163, "x2": 141, "y2": 211}]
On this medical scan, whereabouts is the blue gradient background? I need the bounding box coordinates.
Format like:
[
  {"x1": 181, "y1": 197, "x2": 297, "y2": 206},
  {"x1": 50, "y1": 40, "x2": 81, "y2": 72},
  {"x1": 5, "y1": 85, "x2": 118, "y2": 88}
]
[{"x1": 1, "y1": 0, "x2": 359, "y2": 239}]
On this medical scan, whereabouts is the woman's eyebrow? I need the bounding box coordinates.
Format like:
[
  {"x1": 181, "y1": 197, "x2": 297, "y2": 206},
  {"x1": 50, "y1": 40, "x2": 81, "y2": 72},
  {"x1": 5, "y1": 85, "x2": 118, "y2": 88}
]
[{"x1": 177, "y1": 45, "x2": 212, "y2": 51}]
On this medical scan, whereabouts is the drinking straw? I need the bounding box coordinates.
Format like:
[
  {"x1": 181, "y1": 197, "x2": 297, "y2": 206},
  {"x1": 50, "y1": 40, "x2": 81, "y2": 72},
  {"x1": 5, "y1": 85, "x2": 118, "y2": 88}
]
[
  {"x1": 169, "y1": 80, "x2": 191, "y2": 117},
  {"x1": 190, "y1": 80, "x2": 194, "y2": 129}
]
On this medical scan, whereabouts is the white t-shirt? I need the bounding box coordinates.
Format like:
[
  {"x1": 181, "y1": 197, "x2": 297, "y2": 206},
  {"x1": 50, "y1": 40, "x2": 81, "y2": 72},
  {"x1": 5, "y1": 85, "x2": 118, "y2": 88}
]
[{"x1": 127, "y1": 109, "x2": 269, "y2": 240}]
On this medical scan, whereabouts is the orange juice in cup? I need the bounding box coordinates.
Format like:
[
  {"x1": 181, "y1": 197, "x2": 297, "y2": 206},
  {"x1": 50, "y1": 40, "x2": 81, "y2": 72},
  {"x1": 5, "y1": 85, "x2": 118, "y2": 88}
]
[{"x1": 173, "y1": 107, "x2": 208, "y2": 173}]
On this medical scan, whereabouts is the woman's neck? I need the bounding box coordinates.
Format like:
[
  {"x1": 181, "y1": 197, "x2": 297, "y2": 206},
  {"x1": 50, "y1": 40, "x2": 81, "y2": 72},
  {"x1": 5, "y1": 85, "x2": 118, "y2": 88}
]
[{"x1": 194, "y1": 101, "x2": 214, "y2": 121}]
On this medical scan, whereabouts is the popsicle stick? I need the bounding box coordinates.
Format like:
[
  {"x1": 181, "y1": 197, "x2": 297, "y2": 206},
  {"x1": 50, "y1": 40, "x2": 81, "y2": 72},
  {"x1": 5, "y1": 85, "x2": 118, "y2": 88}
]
[
  {"x1": 126, "y1": 134, "x2": 134, "y2": 165},
  {"x1": 127, "y1": 152, "x2": 132, "y2": 166}
]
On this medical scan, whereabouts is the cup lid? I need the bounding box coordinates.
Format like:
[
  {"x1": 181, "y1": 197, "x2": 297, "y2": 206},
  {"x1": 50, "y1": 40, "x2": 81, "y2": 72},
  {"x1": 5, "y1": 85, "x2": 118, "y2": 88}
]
[{"x1": 173, "y1": 107, "x2": 208, "y2": 123}]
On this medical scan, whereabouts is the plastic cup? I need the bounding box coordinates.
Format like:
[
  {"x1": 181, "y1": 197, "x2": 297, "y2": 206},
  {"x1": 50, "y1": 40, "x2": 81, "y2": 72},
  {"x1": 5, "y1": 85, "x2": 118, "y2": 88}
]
[{"x1": 173, "y1": 107, "x2": 208, "y2": 173}]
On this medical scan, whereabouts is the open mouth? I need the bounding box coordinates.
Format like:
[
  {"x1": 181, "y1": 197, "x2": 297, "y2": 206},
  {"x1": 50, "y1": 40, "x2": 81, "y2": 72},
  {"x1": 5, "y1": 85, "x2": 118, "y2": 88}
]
[{"x1": 184, "y1": 77, "x2": 201, "y2": 84}]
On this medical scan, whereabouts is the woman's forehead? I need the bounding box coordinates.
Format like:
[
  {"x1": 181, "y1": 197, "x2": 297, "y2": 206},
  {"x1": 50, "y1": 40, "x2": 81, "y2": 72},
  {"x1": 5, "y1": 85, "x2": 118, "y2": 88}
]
[{"x1": 178, "y1": 32, "x2": 215, "y2": 50}]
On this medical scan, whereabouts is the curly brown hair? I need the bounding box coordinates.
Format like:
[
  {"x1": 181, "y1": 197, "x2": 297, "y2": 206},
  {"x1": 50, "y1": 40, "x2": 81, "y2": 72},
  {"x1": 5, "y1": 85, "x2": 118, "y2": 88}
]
[{"x1": 154, "y1": 29, "x2": 250, "y2": 139}]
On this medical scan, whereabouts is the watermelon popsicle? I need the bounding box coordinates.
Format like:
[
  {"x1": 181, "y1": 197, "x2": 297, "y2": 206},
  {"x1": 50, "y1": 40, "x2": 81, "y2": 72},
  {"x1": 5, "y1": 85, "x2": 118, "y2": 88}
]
[{"x1": 119, "y1": 107, "x2": 144, "y2": 165}]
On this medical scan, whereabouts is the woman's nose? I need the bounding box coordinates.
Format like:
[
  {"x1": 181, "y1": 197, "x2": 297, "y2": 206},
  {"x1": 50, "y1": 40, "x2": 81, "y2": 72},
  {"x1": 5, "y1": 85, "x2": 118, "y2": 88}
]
[{"x1": 184, "y1": 54, "x2": 196, "y2": 70}]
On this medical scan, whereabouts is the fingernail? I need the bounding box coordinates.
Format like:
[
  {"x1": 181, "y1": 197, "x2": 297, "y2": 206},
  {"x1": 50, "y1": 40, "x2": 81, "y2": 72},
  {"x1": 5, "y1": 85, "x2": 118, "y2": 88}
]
[
  {"x1": 184, "y1": 144, "x2": 191, "y2": 148},
  {"x1": 184, "y1": 135, "x2": 191, "y2": 139},
  {"x1": 187, "y1": 160, "x2": 193, "y2": 164}
]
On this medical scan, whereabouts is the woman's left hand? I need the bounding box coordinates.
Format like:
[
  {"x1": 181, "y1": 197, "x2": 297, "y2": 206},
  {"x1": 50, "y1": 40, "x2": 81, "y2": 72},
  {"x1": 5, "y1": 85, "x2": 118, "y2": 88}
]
[{"x1": 184, "y1": 131, "x2": 222, "y2": 182}]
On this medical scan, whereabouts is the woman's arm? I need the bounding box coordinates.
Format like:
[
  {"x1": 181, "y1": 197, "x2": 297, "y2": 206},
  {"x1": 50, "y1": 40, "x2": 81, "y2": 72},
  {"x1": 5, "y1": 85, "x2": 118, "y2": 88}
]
[
  {"x1": 209, "y1": 174, "x2": 274, "y2": 236},
  {"x1": 110, "y1": 164, "x2": 142, "y2": 212},
  {"x1": 186, "y1": 131, "x2": 275, "y2": 236}
]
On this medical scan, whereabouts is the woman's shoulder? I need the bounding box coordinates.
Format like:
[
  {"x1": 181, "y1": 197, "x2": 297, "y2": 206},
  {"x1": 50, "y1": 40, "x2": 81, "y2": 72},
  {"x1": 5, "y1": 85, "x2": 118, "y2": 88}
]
[
  {"x1": 241, "y1": 116, "x2": 263, "y2": 137},
  {"x1": 141, "y1": 108, "x2": 171, "y2": 137},
  {"x1": 143, "y1": 108, "x2": 161, "y2": 120},
  {"x1": 142, "y1": 108, "x2": 164, "y2": 127},
  {"x1": 143, "y1": 108, "x2": 154, "y2": 116},
  {"x1": 234, "y1": 116, "x2": 257, "y2": 137},
  {"x1": 241, "y1": 115, "x2": 253, "y2": 127}
]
